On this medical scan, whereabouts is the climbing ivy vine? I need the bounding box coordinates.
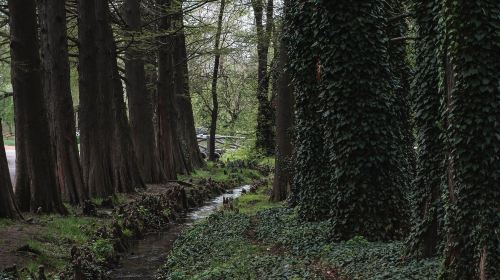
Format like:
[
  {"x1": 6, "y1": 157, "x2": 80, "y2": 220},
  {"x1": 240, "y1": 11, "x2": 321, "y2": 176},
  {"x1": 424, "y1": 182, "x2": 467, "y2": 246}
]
[
  {"x1": 406, "y1": 0, "x2": 445, "y2": 258},
  {"x1": 288, "y1": 0, "x2": 410, "y2": 241},
  {"x1": 438, "y1": 0, "x2": 500, "y2": 278}
]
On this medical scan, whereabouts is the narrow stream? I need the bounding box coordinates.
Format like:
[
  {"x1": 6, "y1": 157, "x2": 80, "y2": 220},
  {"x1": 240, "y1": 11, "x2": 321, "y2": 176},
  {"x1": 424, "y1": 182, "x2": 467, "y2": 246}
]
[{"x1": 109, "y1": 184, "x2": 252, "y2": 280}]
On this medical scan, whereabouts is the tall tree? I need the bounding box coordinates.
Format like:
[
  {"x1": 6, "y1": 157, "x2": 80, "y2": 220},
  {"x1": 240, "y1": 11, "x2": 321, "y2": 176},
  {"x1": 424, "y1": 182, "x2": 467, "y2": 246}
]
[
  {"x1": 172, "y1": 1, "x2": 205, "y2": 169},
  {"x1": 78, "y1": 0, "x2": 114, "y2": 197},
  {"x1": 439, "y1": 0, "x2": 500, "y2": 278},
  {"x1": 289, "y1": 0, "x2": 408, "y2": 240},
  {"x1": 208, "y1": 0, "x2": 226, "y2": 162},
  {"x1": 0, "y1": 123, "x2": 21, "y2": 219},
  {"x1": 78, "y1": 0, "x2": 144, "y2": 196},
  {"x1": 98, "y1": 0, "x2": 144, "y2": 193},
  {"x1": 287, "y1": 0, "x2": 329, "y2": 216},
  {"x1": 8, "y1": 0, "x2": 67, "y2": 214},
  {"x1": 407, "y1": 0, "x2": 443, "y2": 258},
  {"x1": 38, "y1": 0, "x2": 87, "y2": 205},
  {"x1": 157, "y1": 0, "x2": 190, "y2": 177},
  {"x1": 252, "y1": 0, "x2": 275, "y2": 155},
  {"x1": 271, "y1": 0, "x2": 293, "y2": 202},
  {"x1": 124, "y1": 0, "x2": 166, "y2": 183}
]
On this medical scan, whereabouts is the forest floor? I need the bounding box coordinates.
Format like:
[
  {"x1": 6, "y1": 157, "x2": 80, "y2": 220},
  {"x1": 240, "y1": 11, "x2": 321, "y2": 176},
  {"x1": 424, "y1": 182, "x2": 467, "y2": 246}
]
[
  {"x1": 156, "y1": 183, "x2": 441, "y2": 280},
  {"x1": 0, "y1": 162, "x2": 264, "y2": 279}
]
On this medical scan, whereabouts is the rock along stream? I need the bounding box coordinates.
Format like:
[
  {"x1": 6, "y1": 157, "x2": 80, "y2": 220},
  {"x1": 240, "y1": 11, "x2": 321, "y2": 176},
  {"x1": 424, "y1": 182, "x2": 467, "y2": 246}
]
[{"x1": 109, "y1": 184, "x2": 252, "y2": 280}]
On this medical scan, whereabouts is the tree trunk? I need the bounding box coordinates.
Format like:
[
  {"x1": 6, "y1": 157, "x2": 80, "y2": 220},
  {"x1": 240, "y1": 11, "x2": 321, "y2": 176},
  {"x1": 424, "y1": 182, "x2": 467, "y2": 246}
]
[
  {"x1": 8, "y1": 0, "x2": 67, "y2": 214},
  {"x1": 98, "y1": 0, "x2": 145, "y2": 193},
  {"x1": 79, "y1": 0, "x2": 144, "y2": 197},
  {"x1": 0, "y1": 123, "x2": 21, "y2": 219},
  {"x1": 172, "y1": 2, "x2": 205, "y2": 169},
  {"x1": 208, "y1": 0, "x2": 226, "y2": 162},
  {"x1": 407, "y1": 0, "x2": 443, "y2": 258},
  {"x1": 157, "y1": 0, "x2": 190, "y2": 178},
  {"x1": 78, "y1": 0, "x2": 114, "y2": 197},
  {"x1": 124, "y1": 0, "x2": 166, "y2": 183},
  {"x1": 440, "y1": 0, "x2": 500, "y2": 278},
  {"x1": 252, "y1": 0, "x2": 275, "y2": 155},
  {"x1": 38, "y1": 0, "x2": 87, "y2": 205},
  {"x1": 271, "y1": 1, "x2": 293, "y2": 202}
]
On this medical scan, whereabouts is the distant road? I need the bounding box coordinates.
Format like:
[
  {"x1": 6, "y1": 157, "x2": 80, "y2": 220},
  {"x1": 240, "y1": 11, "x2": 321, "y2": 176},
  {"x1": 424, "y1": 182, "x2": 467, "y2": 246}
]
[{"x1": 5, "y1": 146, "x2": 15, "y2": 183}]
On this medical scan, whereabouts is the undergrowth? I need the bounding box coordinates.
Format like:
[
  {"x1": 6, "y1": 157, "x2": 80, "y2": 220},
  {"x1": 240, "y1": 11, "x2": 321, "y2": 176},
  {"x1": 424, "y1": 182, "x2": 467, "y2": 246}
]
[{"x1": 156, "y1": 212, "x2": 320, "y2": 280}]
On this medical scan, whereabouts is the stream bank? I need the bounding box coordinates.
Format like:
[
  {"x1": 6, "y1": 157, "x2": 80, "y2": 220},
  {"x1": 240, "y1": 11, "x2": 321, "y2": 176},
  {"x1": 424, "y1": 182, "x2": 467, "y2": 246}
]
[{"x1": 0, "y1": 163, "x2": 264, "y2": 280}]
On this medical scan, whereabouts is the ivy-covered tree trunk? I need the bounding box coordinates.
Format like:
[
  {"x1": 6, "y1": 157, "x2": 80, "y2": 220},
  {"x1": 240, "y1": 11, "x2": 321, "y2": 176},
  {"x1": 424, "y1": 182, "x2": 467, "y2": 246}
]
[
  {"x1": 172, "y1": 2, "x2": 205, "y2": 169},
  {"x1": 124, "y1": 0, "x2": 166, "y2": 184},
  {"x1": 38, "y1": 0, "x2": 87, "y2": 205},
  {"x1": 8, "y1": 0, "x2": 67, "y2": 214},
  {"x1": 439, "y1": 0, "x2": 500, "y2": 278},
  {"x1": 0, "y1": 123, "x2": 21, "y2": 219},
  {"x1": 271, "y1": 0, "x2": 293, "y2": 202},
  {"x1": 384, "y1": 0, "x2": 415, "y2": 194},
  {"x1": 304, "y1": 0, "x2": 408, "y2": 240},
  {"x1": 252, "y1": 0, "x2": 275, "y2": 155},
  {"x1": 407, "y1": 0, "x2": 444, "y2": 258},
  {"x1": 287, "y1": 1, "x2": 330, "y2": 218}
]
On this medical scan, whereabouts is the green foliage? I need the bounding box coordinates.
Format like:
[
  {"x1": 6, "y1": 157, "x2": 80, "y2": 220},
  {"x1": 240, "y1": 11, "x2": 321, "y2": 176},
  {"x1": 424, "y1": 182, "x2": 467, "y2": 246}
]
[
  {"x1": 287, "y1": 0, "x2": 409, "y2": 240},
  {"x1": 437, "y1": 0, "x2": 500, "y2": 278},
  {"x1": 157, "y1": 212, "x2": 320, "y2": 280},
  {"x1": 256, "y1": 207, "x2": 440, "y2": 280},
  {"x1": 407, "y1": 0, "x2": 445, "y2": 258},
  {"x1": 234, "y1": 183, "x2": 280, "y2": 215},
  {"x1": 91, "y1": 238, "x2": 115, "y2": 262},
  {"x1": 180, "y1": 162, "x2": 261, "y2": 185}
]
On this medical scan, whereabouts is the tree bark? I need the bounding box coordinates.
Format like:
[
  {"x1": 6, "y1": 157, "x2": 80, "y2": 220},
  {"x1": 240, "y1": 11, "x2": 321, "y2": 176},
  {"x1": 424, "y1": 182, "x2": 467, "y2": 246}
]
[
  {"x1": 271, "y1": 2, "x2": 293, "y2": 202},
  {"x1": 79, "y1": 0, "x2": 144, "y2": 197},
  {"x1": 78, "y1": 0, "x2": 114, "y2": 197},
  {"x1": 8, "y1": 0, "x2": 67, "y2": 214},
  {"x1": 252, "y1": 0, "x2": 275, "y2": 155},
  {"x1": 98, "y1": 0, "x2": 145, "y2": 193},
  {"x1": 157, "y1": 0, "x2": 190, "y2": 178},
  {"x1": 124, "y1": 0, "x2": 166, "y2": 184},
  {"x1": 172, "y1": 2, "x2": 205, "y2": 169},
  {"x1": 0, "y1": 122, "x2": 21, "y2": 219},
  {"x1": 38, "y1": 0, "x2": 87, "y2": 205},
  {"x1": 208, "y1": 0, "x2": 226, "y2": 162}
]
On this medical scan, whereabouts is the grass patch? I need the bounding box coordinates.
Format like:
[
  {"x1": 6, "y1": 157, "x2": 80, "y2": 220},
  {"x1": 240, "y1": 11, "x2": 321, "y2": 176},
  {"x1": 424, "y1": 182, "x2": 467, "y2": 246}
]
[
  {"x1": 18, "y1": 215, "x2": 107, "y2": 277},
  {"x1": 3, "y1": 138, "x2": 15, "y2": 146},
  {"x1": 234, "y1": 184, "x2": 280, "y2": 215},
  {"x1": 180, "y1": 162, "x2": 262, "y2": 185},
  {"x1": 0, "y1": 218, "x2": 14, "y2": 228}
]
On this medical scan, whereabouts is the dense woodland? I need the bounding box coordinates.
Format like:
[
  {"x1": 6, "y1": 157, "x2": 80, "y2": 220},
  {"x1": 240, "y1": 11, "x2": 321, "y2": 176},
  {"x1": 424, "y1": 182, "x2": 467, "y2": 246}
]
[{"x1": 0, "y1": 0, "x2": 498, "y2": 279}]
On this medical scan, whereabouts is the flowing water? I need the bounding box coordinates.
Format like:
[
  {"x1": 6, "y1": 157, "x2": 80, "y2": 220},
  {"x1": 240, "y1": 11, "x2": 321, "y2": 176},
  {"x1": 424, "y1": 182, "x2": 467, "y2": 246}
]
[{"x1": 109, "y1": 184, "x2": 252, "y2": 280}]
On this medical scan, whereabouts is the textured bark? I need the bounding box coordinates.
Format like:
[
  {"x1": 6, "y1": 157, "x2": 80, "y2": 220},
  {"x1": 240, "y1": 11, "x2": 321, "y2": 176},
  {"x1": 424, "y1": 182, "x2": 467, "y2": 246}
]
[
  {"x1": 8, "y1": 0, "x2": 67, "y2": 214},
  {"x1": 157, "y1": 0, "x2": 189, "y2": 178},
  {"x1": 78, "y1": 0, "x2": 114, "y2": 197},
  {"x1": 0, "y1": 123, "x2": 21, "y2": 219},
  {"x1": 208, "y1": 0, "x2": 225, "y2": 162},
  {"x1": 172, "y1": 3, "x2": 204, "y2": 169},
  {"x1": 79, "y1": 0, "x2": 144, "y2": 197},
  {"x1": 252, "y1": 0, "x2": 275, "y2": 155},
  {"x1": 124, "y1": 0, "x2": 166, "y2": 183},
  {"x1": 98, "y1": 0, "x2": 145, "y2": 193},
  {"x1": 271, "y1": 10, "x2": 293, "y2": 202},
  {"x1": 38, "y1": 0, "x2": 87, "y2": 205}
]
